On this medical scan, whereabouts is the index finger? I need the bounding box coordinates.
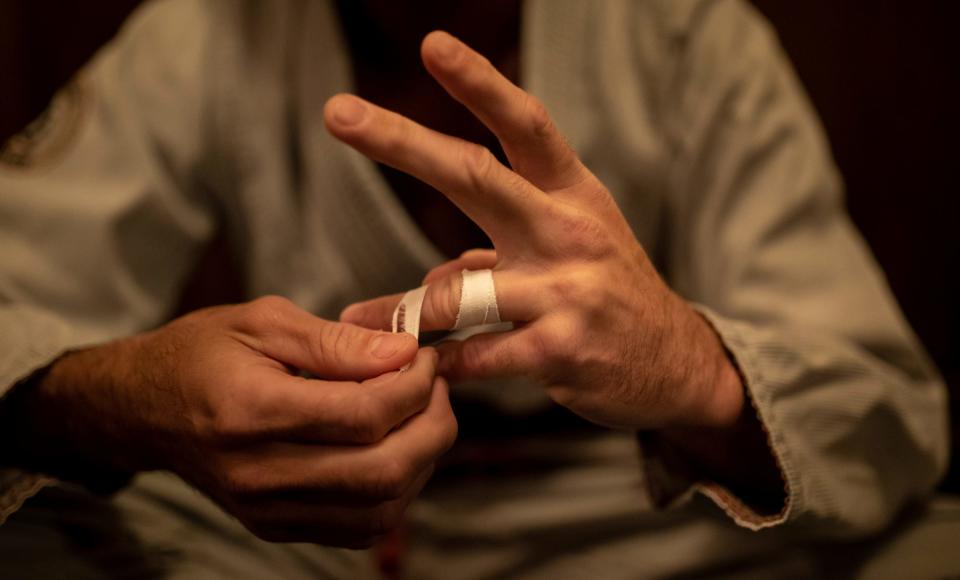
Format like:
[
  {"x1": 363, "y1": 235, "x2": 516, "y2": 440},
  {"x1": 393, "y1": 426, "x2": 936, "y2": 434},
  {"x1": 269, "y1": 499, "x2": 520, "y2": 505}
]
[{"x1": 324, "y1": 93, "x2": 552, "y2": 246}]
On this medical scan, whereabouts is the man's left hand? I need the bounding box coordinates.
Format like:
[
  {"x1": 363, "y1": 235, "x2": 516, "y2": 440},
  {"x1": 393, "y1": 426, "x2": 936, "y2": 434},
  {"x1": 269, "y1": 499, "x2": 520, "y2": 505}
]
[{"x1": 327, "y1": 31, "x2": 744, "y2": 432}]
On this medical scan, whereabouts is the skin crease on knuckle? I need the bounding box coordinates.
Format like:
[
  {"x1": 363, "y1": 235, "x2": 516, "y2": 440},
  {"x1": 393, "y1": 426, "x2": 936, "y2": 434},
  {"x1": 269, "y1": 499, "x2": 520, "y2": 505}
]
[
  {"x1": 330, "y1": 321, "x2": 359, "y2": 366},
  {"x1": 245, "y1": 295, "x2": 294, "y2": 331},
  {"x1": 343, "y1": 392, "x2": 390, "y2": 444},
  {"x1": 534, "y1": 314, "x2": 584, "y2": 368},
  {"x1": 460, "y1": 143, "x2": 497, "y2": 196},
  {"x1": 556, "y1": 211, "x2": 613, "y2": 259},
  {"x1": 367, "y1": 456, "x2": 415, "y2": 502},
  {"x1": 519, "y1": 93, "x2": 553, "y2": 142}
]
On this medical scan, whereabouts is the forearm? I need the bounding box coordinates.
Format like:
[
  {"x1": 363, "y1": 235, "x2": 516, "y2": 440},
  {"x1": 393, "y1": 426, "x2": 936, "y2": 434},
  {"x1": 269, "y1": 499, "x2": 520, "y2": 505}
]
[{"x1": 0, "y1": 340, "x2": 146, "y2": 490}]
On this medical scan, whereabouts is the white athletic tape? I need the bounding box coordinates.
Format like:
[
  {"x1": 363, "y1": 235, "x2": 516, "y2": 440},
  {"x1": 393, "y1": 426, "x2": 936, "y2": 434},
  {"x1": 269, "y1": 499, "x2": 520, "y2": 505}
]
[
  {"x1": 391, "y1": 269, "x2": 501, "y2": 339},
  {"x1": 453, "y1": 269, "x2": 501, "y2": 330},
  {"x1": 392, "y1": 285, "x2": 428, "y2": 339}
]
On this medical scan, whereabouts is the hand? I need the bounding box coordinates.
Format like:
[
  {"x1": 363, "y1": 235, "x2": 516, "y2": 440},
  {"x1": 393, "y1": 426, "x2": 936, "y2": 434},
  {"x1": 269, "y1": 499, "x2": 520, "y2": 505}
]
[
  {"x1": 328, "y1": 31, "x2": 744, "y2": 431},
  {"x1": 9, "y1": 296, "x2": 457, "y2": 548}
]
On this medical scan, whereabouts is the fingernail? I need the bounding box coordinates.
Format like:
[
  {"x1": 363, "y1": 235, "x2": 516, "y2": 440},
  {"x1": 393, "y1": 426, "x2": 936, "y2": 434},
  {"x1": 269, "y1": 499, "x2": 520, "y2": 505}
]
[
  {"x1": 332, "y1": 96, "x2": 366, "y2": 126},
  {"x1": 370, "y1": 334, "x2": 409, "y2": 359},
  {"x1": 429, "y1": 31, "x2": 461, "y2": 63},
  {"x1": 366, "y1": 370, "x2": 400, "y2": 386}
]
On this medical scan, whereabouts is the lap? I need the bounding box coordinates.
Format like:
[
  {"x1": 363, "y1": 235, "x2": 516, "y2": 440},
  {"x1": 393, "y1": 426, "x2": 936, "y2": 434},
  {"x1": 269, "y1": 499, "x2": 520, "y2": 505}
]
[
  {"x1": 3, "y1": 442, "x2": 959, "y2": 580},
  {"x1": 0, "y1": 472, "x2": 377, "y2": 580}
]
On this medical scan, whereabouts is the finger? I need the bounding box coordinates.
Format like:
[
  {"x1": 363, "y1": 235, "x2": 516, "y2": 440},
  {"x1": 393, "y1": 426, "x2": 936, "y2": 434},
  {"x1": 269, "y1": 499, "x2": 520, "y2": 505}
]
[
  {"x1": 421, "y1": 31, "x2": 589, "y2": 191},
  {"x1": 234, "y1": 296, "x2": 418, "y2": 380},
  {"x1": 226, "y1": 377, "x2": 457, "y2": 502},
  {"x1": 238, "y1": 348, "x2": 439, "y2": 445},
  {"x1": 436, "y1": 328, "x2": 541, "y2": 382},
  {"x1": 422, "y1": 249, "x2": 498, "y2": 284},
  {"x1": 339, "y1": 292, "x2": 405, "y2": 331},
  {"x1": 324, "y1": 93, "x2": 551, "y2": 246},
  {"x1": 341, "y1": 269, "x2": 538, "y2": 332}
]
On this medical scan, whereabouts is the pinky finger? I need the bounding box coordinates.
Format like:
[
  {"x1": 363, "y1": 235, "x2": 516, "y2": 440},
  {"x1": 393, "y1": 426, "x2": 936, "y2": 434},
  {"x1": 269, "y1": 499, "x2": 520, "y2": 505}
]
[{"x1": 435, "y1": 327, "x2": 540, "y2": 383}]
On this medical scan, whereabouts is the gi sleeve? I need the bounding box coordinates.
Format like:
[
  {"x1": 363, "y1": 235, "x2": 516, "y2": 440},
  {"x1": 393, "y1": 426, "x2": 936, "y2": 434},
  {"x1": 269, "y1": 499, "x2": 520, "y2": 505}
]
[
  {"x1": 641, "y1": 0, "x2": 949, "y2": 537},
  {"x1": 0, "y1": 0, "x2": 220, "y2": 523}
]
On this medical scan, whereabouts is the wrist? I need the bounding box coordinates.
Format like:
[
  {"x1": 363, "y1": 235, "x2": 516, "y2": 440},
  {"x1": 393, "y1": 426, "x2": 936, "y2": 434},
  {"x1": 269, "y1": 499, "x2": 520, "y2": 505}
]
[
  {"x1": 2, "y1": 339, "x2": 150, "y2": 487},
  {"x1": 650, "y1": 303, "x2": 786, "y2": 514},
  {"x1": 668, "y1": 298, "x2": 745, "y2": 429}
]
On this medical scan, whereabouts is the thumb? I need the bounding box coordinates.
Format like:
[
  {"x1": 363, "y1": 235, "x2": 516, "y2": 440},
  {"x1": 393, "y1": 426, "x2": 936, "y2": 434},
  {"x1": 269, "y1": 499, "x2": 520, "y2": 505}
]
[{"x1": 237, "y1": 297, "x2": 419, "y2": 380}]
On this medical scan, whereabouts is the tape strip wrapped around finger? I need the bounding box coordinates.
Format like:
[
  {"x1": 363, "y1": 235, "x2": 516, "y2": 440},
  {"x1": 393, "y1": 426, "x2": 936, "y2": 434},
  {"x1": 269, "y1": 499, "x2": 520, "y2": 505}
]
[
  {"x1": 453, "y1": 269, "x2": 501, "y2": 329},
  {"x1": 392, "y1": 269, "x2": 501, "y2": 341}
]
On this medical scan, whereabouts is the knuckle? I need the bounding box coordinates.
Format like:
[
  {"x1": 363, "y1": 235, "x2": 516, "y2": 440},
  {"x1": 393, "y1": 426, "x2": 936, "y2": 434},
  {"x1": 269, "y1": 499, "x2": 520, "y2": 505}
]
[
  {"x1": 474, "y1": 53, "x2": 494, "y2": 73},
  {"x1": 248, "y1": 295, "x2": 292, "y2": 320},
  {"x1": 547, "y1": 268, "x2": 602, "y2": 311},
  {"x1": 563, "y1": 216, "x2": 608, "y2": 253},
  {"x1": 439, "y1": 412, "x2": 459, "y2": 454},
  {"x1": 206, "y1": 408, "x2": 251, "y2": 444},
  {"x1": 422, "y1": 264, "x2": 447, "y2": 285},
  {"x1": 461, "y1": 144, "x2": 497, "y2": 192},
  {"x1": 196, "y1": 392, "x2": 257, "y2": 445},
  {"x1": 458, "y1": 338, "x2": 501, "y2": 375},
  {"x1": 522, "y1": 94, "x2": 552, "y2": 138},
  {"x1": 529, "y1": 329, "x2": 560, "y2": 366},
  {"x1": 531, "y1": 316, "x2": 581, "y2": 365},
  {"x1": 368, "y1": 458, "x2": 412, "y2": 501},
  {"x1": 343, "y1": 395, "x2": 389, "y2": 444},
  {"x1": 312, "y1": 321, "x2": 353, "y2": 366},
  {"x1": 236, "y1": 295, "x2": 293, "y2": 334},
  {"x1": 454, "y1": 341, "x2": 481, "y2": 375}
]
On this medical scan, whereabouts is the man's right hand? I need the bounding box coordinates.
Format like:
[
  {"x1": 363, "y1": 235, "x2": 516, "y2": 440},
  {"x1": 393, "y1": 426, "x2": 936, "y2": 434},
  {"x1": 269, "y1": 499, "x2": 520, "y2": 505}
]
[{"x1": 6, "y1": 296, "x2": 457, "y2": 548}]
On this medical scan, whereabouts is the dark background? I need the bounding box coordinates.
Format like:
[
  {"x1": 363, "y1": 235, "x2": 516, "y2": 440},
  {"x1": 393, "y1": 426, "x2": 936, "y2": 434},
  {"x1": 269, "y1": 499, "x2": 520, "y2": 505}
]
[{"x1": 1, "y1": 1, "x2": 957, "y2": 490}]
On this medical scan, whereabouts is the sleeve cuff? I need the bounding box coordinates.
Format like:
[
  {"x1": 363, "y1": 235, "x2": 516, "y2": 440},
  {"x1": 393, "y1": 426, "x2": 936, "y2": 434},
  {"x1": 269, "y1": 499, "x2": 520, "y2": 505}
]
[
  {"x1": 0, "y1": 470, "x2": 54, "y2": 525},
  {"x1": 638, "y1": 304, "x2": 796, "y2": 531},
  {"x1": 0, "y1": 305, "x2": 75, "y2": 525}
]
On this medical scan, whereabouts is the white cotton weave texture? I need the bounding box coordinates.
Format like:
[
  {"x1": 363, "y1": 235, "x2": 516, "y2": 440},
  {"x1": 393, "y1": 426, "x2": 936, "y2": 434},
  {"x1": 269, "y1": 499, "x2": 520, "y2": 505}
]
[{"x1": 453, "y1": 269, "x2": 501, "y2": 330}]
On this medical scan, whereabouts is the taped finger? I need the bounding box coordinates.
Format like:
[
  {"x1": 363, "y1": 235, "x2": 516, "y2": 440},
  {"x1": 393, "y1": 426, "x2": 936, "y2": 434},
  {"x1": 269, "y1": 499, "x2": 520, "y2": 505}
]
[{"x1": 452, "y1": 269, "x2": 501, "y2": 329}]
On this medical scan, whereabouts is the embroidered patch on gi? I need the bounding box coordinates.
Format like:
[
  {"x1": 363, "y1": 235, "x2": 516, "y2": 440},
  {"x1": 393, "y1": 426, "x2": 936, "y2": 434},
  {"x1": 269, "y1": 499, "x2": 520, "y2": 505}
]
[{"x1": 0, "y1": 79, "x2": 88, "y2": 170}]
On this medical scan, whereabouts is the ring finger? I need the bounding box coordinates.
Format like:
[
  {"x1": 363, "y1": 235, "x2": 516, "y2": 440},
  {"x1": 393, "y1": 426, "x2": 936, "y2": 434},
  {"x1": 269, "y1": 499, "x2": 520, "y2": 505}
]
[{"x1": 340, "y1": 269, "x2": 541, "y2": 332}]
